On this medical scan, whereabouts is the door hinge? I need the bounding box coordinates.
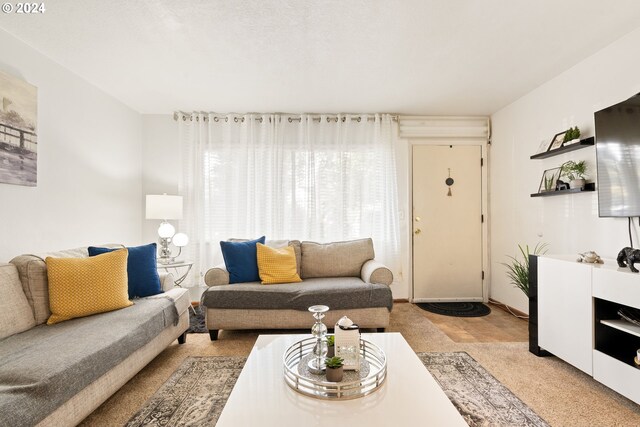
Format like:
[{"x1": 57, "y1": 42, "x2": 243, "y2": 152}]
[
  {"x1": 482, "y1": 271, "x2": 485, "y2": 280},
  {"x1": 480, "y1": 158, "x2": 484, "y2": 167},
  {"x1": 481, "y1": 214, "x2": 484, "y2": 223}
]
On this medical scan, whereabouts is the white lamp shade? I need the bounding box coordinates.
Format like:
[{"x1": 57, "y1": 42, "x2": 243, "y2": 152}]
[
  {"x1": 146, "y1": 194, "x2": 183, "y2": 220},
  {"x1": 158, "y1": 222, "x2": 176, "y2": 238},
  {"x1": 173, "y1": 232, "x2": 189, "y2": 247}
]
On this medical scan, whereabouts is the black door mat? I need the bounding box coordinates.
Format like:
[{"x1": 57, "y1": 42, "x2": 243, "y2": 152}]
[{"x1": 416, "y1": 302, "x2": 491, "y2": 317}]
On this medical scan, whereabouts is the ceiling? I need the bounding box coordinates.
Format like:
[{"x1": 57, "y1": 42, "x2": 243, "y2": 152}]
[{"x1": 1, "y1": 0, "x2": 640, "y2": 115}]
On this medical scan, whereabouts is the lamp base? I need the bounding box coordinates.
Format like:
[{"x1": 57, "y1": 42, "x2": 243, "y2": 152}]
[{"x1": 157, "y1": 256, "x2": 176, "y2": 265}]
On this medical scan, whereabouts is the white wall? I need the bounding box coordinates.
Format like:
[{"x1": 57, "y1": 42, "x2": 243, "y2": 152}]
[
  {"x1": 490, "y1": 27, "x2": 640, "y2": 313},
  {"x1": 0, "y1": 29, "x2": 142, "y2": 260},
  {"x1": 141, "y1": 114, "x2": 180, "y2": 245}
]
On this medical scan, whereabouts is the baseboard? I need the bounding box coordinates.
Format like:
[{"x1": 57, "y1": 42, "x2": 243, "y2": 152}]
[
  {"x1": 393, "y1": 298, "x2": 409, "y2": 303},
  {"x1": 488, "y1": 298, "x2": 528, "y2": 318}
]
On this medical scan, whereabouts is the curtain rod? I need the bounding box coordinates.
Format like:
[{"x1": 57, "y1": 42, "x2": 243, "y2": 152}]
[{"x1": 173, "y1": 112, "x2": 399, "y2": 123}]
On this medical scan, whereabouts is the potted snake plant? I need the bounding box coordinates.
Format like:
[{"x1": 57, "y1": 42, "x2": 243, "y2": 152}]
[{"x1": 326, "y1": 335, "x2": 335, "y2": 357}]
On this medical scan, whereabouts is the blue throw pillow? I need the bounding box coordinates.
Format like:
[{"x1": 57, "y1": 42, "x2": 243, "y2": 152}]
[
  {"x1": 220, "y1": 236, "x2": 266, "y2": 284},
  {"x1": 88, "y1": 243, "x2": 161, "y2": 298}
]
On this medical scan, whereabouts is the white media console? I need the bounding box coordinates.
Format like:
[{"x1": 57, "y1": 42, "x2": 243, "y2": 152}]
[{"x1": 537, "y1": 255, "x2": 640, "y2": 404}]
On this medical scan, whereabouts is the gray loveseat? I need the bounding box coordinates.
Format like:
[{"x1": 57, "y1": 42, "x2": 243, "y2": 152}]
[
  {"x1": 0, "y1": 246, "x2": 190, "y2": 427},
  {"x1": 202, "y1": 238, "x2": 393, "y2": 340}
]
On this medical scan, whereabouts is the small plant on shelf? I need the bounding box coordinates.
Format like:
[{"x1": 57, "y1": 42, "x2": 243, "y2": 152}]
[
  {"x1": 561, "y1": 160, "x2": 587, "y2": 189},
  {"x1": 563, "y1": 126, "x2": 581, "y2": 143},
  {"x1": 324, "y1": 356, "x2": 344, "y2": 382},
  {"x1": 503, "y1": 243, "x2": 549, "y2": 297}
]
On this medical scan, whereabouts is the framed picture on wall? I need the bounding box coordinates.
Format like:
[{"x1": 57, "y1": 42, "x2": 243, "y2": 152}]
[
  {"x1": 0, "y1": 70, "x2": 38, "y2": 187},
  {"x1": 538, "y1": 167, "x2": 561, "y2": 193},
  {"x1": 536, "y1": 139, "x2": 552, "y2": 154},
  {"x1": 548, "y1": 131, "x2": 567, "y2": 151}
]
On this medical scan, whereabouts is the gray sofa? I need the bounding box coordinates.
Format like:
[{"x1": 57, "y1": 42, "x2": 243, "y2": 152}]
[
  {"x1": 202, "y1": 238, "x2": 393, "y2": 340},
  {"x1": 0, "y1": 246, "x2": 190, "y2": 427}
]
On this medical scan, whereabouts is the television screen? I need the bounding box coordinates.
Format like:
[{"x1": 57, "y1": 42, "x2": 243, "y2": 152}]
[{"x1": 595, "y1": 93, "x2": 640, "y2": 217}]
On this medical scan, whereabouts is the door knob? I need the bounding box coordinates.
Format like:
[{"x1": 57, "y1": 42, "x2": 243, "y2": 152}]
[{"x1": 414, "y1": 229, "x2": 422, "y2": 235}]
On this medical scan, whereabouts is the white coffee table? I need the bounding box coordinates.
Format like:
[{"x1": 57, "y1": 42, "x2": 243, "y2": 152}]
[{"x1": 216, "y1": 332, "x2": 467, "y2": 427}]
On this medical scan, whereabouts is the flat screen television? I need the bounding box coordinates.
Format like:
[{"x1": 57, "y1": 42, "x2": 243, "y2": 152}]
[{"x1": 595, "y1": 92, "x2": 640, "y2": 217}]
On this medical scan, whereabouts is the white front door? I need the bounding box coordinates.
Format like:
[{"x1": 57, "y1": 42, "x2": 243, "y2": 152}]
[{"x1": 412, "y1": 145, "x2": 483, "y2": 301}]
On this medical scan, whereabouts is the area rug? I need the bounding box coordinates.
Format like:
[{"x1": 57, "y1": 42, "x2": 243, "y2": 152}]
[
  {"x1": 187, "y1": 304, "x2": 207, "y2": 334},
  {"x1": 416, "y1": 302, "x2": 491, "y2": 317},
  {"x1": 125, "y1": 352, "x2": 548, "y2": 427},
  {"x1": 418, "y1": 352, "x2": 548, "y2": 426}
]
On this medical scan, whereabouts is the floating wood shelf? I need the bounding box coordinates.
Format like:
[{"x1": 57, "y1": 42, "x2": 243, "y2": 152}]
[
  {"x1": 530, "y1": 182, "x2": 596, "y2": 197},
  {"x1": 530, "y1": 137, "x2": 595, "y2": 160}
]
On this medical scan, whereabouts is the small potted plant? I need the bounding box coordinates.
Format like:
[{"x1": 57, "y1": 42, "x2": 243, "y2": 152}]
[
  {"x1": 326, "y1": 335, "x2": 335, "y2": 357},
  {"x1": 324, "y1": 356, "x2": 344, "y2": 382},
  {"x1": 563, "y1": 126, "x2": 581, "y2": 145},
  {"x1": 561, "y1": 160, "x2": 587, "y2": 189}
]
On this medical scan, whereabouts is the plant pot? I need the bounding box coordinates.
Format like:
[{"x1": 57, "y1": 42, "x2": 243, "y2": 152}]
[
  {"x1": 325, "y1": 366, "x2": 343, "y2": 382},
  {"x1": 327, "y1": 346, "x2": 334, "y2": 358},
  {"x1": 569, "y1": 179, "x2": 585, "y2": 190}
]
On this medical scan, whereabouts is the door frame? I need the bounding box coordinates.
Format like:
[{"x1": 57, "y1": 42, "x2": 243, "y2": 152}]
[{"x1": 408, "y1": 138, "x2": 490, "y2": 303}]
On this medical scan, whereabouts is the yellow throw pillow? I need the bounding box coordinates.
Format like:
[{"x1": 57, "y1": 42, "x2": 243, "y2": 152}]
[
  {"x1": 45, "y1": 249, "x2": 133, "y2": 325},
  {"x1": 256, "y1": 243, "x2": 302, "y2": 284}
]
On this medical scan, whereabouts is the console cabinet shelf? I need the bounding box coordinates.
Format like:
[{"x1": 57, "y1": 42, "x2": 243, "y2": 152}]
[
  {"x1": 533, "y1": 255, "x2": 640, "y2": 404},
  {"x1": 530, "y1": 137, "x2": 595, "y2": 159}
]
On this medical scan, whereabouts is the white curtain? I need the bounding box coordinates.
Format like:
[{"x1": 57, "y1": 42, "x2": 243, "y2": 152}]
[{"x1": 178, "y1": 113, "x2": 401, "y2": 284}]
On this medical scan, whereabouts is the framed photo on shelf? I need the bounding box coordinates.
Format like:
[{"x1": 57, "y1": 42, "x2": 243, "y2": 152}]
[
  {"x1": 538, "y1": 167, "x2": 562, "y2": 193},
  {"x1": 536, "y1": 139, "x2": 552, "y2": 154},
  {"x1": 549, "y1": 131, "x2": 567, "y2": 151}
]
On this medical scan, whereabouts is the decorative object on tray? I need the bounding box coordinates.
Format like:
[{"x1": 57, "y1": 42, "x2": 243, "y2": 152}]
[
  {"x1": 562, "y1": 126, "x2": 581, "y2": 146},
  {"x1": 577, "y1": 251, "x2": 603, "y2": 264},
  {"x1": 307, "y1": 305, "x2": 329, "y2": 374},
  {"x1": 549, "y1": 130, "x2": 568, "y2": 151},
  {"x1": 335, "y1": 316, "x2": 360, "y2": 370},
  {"x1": 283, "y1": 337, "x2": 386, "y2": 400},
  {"x1": 503, "y1": 242, "x2": 548, "y2": 296},
  {"x1": 617, "y1": 247, "x2": 640, "y2": 273},
  {"x1": 538, "y1": 167, "x2": 561, "y2": 193},
  {"x1": 560, "y1": 160, "x2": 587, "y2": 190},
  {"x1": 326, "y1": 334, "x2": 335, "y2": 357},
  {"x1": 636, "y1": 349, "x2": 640, "y2": 368},
  {"x1": 324, "y1": 356, "x2": 344, "y2": 382}
]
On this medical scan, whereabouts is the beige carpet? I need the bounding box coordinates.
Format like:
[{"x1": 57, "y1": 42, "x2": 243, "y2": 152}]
[{"x1": 80, "y1": 303, "x2": 640, "y2": 426}]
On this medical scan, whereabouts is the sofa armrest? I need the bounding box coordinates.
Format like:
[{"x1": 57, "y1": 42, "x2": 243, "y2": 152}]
[
  {"x1": 159, "y1": 272, "x2": 175, "y2": 292},
  {"x1": 204, "y1": 264, "x2": 230, "y2": 287},
  {"x1": 361, "y1": 259, "x2": 393, "y2": 286}
]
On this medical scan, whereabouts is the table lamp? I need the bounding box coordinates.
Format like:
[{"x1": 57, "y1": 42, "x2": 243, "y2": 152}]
[{"x1": 145, "y1": 194, "x2": 188, "y2": 264}]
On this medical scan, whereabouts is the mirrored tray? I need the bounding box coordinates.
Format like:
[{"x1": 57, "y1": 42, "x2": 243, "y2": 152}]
[{"x1": 283, "y1": 337, "x2": 387, "y2": 400}]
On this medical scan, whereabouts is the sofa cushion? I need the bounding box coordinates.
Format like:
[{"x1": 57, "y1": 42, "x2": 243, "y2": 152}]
[
  {"x1": 201, "y1": 277, "x2": 392, "y2": 312},
  {"x1": 220, "y1": 236, "x2": 266, "y2": 283},
  {"x1": 301, "y1": 238, "x2": 375, "y2": 279},
  {"x1": 88, "y1": 243, "x2": 162, "y2": 298},
  {"x1": 0, "y1": 294, "x2": 180, "y2": 427},
  {"x1": 10, "y1": 247, "x2": 89, "y2": 325},
  {"x1": 46, "y1": 249, "x2": 133, "y2": 325},
  {"x1": 256, "y1": 243, "x2": 302, "y2": 284},
  {"x1": 230, "y1": 238, "x2": 301, "y2": 277},
  {"x1": 0, "y1": 263, "x2": 36, "y2": 340}
]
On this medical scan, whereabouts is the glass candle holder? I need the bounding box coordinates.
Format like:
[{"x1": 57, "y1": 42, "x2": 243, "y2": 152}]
[{"x1": 307, "y1": 305, "x2": 329, "y2": 374}]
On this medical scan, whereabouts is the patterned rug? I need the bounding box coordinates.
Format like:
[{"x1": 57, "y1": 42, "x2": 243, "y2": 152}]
[
  {"x1": 187, "y1": 304, "x2": 207, "y2": 334},
  {"x1": 126, "y1": 352, "x2": 548, "y2": 427}
]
